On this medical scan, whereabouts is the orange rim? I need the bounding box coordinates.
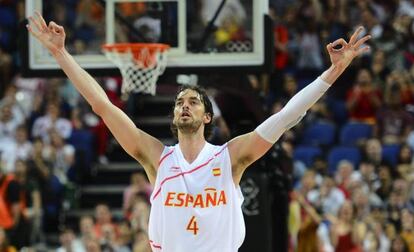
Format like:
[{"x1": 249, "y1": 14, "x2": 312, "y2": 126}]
[{"x1": 102, "y1": 43, "x2": 170, "y2": 53}]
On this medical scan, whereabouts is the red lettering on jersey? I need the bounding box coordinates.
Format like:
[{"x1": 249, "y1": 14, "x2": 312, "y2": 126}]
[
  {"x1": 193, "y1": 194, "x2": 204, "y2": 208},
  {"x1": 185, "y1": 194, "x2": 194, "y2": 207},
  {"x1": 217, "y1": 190, "x2": 227, "y2": 205},
  {"x1": 165, "y1": 192, "x2": 176, "y2": 206},
  {"x1": 175, "y1": 193, "x2": 185, "y2": 207},
  {"x1": 164, "y1": 188, "x2": 227, "y2": 208},
  {"x1": 205, "y1": 189, "x2": 217, "y2": 207}
]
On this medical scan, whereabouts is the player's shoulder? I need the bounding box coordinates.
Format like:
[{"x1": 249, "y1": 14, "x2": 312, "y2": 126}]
[
  {"x1": 158, "y1": 144, "x2": 176, "y2": 160},
  {"x1": 206, "y1": 141, "x2": 229, "y2": 156}
]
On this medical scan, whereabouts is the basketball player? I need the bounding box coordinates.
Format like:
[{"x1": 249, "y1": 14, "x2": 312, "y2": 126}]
[{"x1": 27, "y1": 12, "x2": 370, "y2": 252}]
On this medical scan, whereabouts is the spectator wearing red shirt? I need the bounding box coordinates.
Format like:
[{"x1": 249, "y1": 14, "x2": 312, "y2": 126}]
[
  {"x1": 93, "y1": 203, "x2": 119, "y2": 241},
  {"x1": 346, "y1": 68, "x2": 382, "y2": 124}
]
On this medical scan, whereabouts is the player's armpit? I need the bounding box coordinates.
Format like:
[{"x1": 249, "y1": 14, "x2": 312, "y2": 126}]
[{"x1": 228, "y1": 131, "x2": 273, "y2": 184}]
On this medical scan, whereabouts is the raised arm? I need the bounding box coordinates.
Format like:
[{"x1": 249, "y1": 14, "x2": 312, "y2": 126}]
[
  {"x1": 27, "y1": 12, "x2": 164, "y2": 183},
  {"x1": 229, "y1": 26, "x2": 371, "y2": 184}
]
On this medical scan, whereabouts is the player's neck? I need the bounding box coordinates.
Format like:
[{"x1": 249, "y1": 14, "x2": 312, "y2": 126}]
[{"x1": 178, "y1": 132, "x2": 206, "y2": 164}]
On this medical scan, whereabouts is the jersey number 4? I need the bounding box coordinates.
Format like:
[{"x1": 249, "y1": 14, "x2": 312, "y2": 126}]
[{"x1": 186, "y1": 216, "x2": 199, "y2": 235}]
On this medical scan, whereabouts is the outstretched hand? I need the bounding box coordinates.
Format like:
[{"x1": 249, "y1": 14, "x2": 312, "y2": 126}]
[
  {"x1": 26, "y1": 11, "x2": 66, "y2": 55},
  {"x1": 326, "y1": 26, "x2": 371, "y2": 70}
]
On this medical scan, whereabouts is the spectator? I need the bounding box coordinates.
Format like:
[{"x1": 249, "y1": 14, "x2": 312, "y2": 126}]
[
  {"x1": 390, "y1": 234, "x2": 410, "y2": 252},
  {"x1": 296, "y1": 170, "x2": 317, "y2": 199},
  {"x1": 396, "y1": 144, "x2": 413, "y2": 180},
  {"x1": 1, "y1": 85, "x2": 25, "y2": 123},
  {"x1": 75, "y1": 0, "x2": 105, "y2": 50},
  {"x1": 296, "y1": 19, "x2": 324, "y2": 78},
  {"x1": 100, "y1": 223, "x2": 130, "y2": 252},
  {"x1": 335, "y1": 160, "x2": 356, "y2": 199},
  {"x1": 375, "y1": 83, "x2": 414, "y2": 144},
  {"x1": 74, "y1": 215, "x2": 95, "y2": 250},
  {"x1": 363, "y1": 138, "x2": 383, "y2": 166},
  {"x1": 129, "y1": 198, "x2": 150, "y2": 234},
  {"x1": 94, "y1": 203, "x2": 119, "y2": 241},
  {"x1": 0, "y1": 49, "x2": 12, "y2": 95},
  {"x1": 291, "y1": 190, "x2": 322, "y2": 252},
  {"x1": 31, "y1": 102, "x2": 72, "y2": 143},
  {"x1": 374, "y1": 24, "x2": 405, "y2": 70},
  {"x1": 0, "y1": 102, "x2": 22, "y2": 151},
  {"x1": 12, "y1": 74, "x2": 46, "y2": 117},
  {"x1": 26, "y1": 138, "x2": 62, "y2": 233},
  {"x1": 359, "y1": 6, "x2": 384, "y2": 39},
  {"x1": 351, "y1": 184, "x2": 381, "y2": 221},
  {"x1": 0, "y1": 164, "x2": 25, "y2": 249},
  {"x1": 123, "y1": 172, "x2": 152, "y2": 217},
  {"x1": 385, "y1": 70, "x2": 414, "y2": 106},
  {"x1": 84, "y1": 237, "x2": 102, "y2": 252},
  {"x1": 208, "y1": 91, "x2": 231, "y2": 144},
  {"x1": 0, "y1": 124, "x2": 32, "y2": 173},
  {"x1": 362, "y1": 221, "x2": 390, "y2": 252},
  {"x1": 57, "y1": 228, "x2": 84, "y2": 252},
  {"x1": 275, "y1": 73, "x2": 298, "y2": 103},
  {"x1": 346, "y1": 68, "x2": 382, "y2": 123},
  {"x1": 329, "y1": 200, "x2": 364, "y2": 252},
  {"x1": 387, "y1": 183, "x2": 410, "y2": 232},
  {"x1": 400, "y1": 208, "x2": 414, "y2": 251},
  {"x1": 267, "y1": 5, "x2": 289, "y2": 97},
  {"x1": 351, "y1": 160, "x2": 378, "y2": 189},
  {"x1": 308, "y1": 176, "x2": 345, "y2": 216},
  {"x1": 48, "y1": 130, "x2": 75, "y2": 184},
  {"x1": 117, "y1": 221, "x2": 133, "y2": 250},
  {"x1": 12, "y1": 159, "x2": 41, "y2": 247},
  {"x1": 370, "y1": 50, "x2": 390, "y2": 87},
  {"x1": 375, "y1": 162, "x2": 395, "y2": 201},
  {"x1": 311, "y1": 155, "x2": 329, "y2": 182}
]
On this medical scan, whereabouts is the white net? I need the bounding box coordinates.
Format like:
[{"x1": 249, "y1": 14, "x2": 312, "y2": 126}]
[{"x1": 103, "y1": 45, "x2": 169, "y2": 95}]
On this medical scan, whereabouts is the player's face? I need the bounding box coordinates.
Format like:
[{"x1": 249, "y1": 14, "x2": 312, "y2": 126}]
[{"x1": 173, "y1": 89, "x2": 211, "y2": 135}]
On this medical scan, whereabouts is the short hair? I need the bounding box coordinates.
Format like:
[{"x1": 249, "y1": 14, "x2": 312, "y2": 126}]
[{"x1": 170, "y1": 85, "x2": 214, "y2": 139}]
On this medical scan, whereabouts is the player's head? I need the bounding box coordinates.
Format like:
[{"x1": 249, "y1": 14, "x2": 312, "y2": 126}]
[{"x1": 171, "y1": 85, "x2": 214, "y2": 139}]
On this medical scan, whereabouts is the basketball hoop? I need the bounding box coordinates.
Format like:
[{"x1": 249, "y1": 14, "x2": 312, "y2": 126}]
[{"x1": 102, "y1": 43, "x2": 170, "y2": 95}]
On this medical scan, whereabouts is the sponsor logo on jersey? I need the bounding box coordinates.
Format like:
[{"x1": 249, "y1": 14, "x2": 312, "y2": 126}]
[
  {"x1": 169, "y1": 166, "x2": 181, "y2": 172},
  {"x1": 212, "y1": 167, "x2": 221, "y2": 176},
  {"x1": 164, "y1": 188, "x2": 227, "y2": 208}
]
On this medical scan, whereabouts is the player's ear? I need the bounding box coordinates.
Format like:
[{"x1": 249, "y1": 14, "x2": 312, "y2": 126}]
[{"x1": 204, "y1": 113, "x2": 212, "y2": 124}]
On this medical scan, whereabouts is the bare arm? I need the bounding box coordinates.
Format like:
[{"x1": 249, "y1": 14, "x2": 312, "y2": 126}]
[
  {"x1": 229, "y1": 27, "x2": 371, "y2": 184},
  {"x1": 27, "y1": 12, "x2": 163, "y2": 183}
]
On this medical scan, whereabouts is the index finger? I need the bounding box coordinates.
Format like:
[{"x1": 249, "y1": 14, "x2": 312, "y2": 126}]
[
  {"x1": 35, "y1": 11, "x2": 48, "y2": 30},
  {"x1": 331, "y1": 38, "x2": 347, "y2": 50}
]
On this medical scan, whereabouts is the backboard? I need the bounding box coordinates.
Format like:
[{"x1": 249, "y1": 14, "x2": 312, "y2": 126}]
[{"x1": 22, "y1": 0, "x2": 271, "y2": 77}]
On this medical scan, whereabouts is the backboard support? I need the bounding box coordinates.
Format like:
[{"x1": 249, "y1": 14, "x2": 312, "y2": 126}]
[{"x1": 21, "y1": 0, "x2": 272, "y2": 77}]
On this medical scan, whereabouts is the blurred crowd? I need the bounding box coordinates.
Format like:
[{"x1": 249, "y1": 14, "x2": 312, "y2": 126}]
[
  {"x1": 264, "y1": 0, "x2": 414, "y2": 252},
  {"x1": 54, "y1": 172, "x2": 153, "y2": 252},
  {"x1": 0, "y1": 1, "x2": 151, "y2": 251}
]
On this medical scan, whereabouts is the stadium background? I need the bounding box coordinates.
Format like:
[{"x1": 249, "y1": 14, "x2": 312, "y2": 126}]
[{"x1": 1, "y1": 0, "x2": 414, "y2": 251}]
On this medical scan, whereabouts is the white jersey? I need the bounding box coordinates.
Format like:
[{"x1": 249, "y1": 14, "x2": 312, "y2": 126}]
[{"x1": 148, "y1": 142, "x2": 245, "y2": 252}]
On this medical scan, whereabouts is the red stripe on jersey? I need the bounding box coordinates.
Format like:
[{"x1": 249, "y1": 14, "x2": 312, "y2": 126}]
[
  {"x1": 152, "y1": 145, "x2": 228, "y2": 200},
  {"x1": 158, "y1": 149, "x2": 174, "y2": 166},
  {"x1": 150, "y1": 240, "x2": 162, "y2": 249},
  {"x1": 215, "y1": 144, "x2": 228, "y2": 157}
]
